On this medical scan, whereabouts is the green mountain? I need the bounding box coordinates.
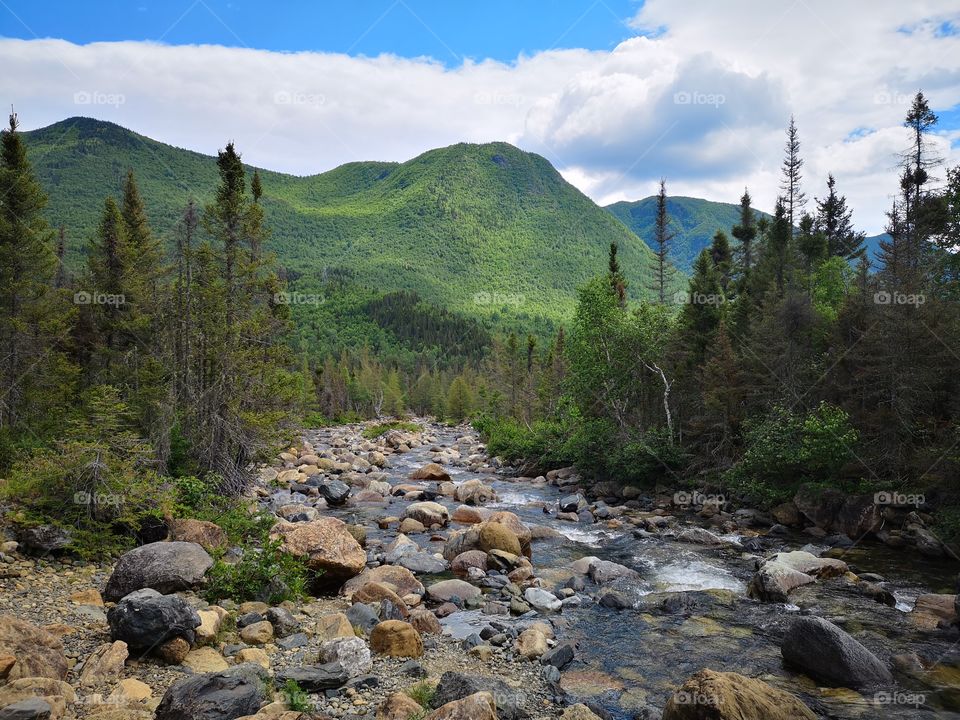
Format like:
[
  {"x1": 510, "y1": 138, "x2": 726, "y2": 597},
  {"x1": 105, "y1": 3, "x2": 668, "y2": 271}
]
[
  {"x1": 605, "y1": 195, "x2": 773, "y2": 273},
  {"x1": 24, "y1": 117, "x2": 662, "y2": 330}
]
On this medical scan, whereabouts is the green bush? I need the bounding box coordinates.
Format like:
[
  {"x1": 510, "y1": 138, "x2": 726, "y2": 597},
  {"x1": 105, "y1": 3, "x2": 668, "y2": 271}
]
[
  {"x1": 361, "y1": 420, "x2": 421, "y2": 439},
  {"x1": 475, "y1": 414, "x2": 571, "y2": 469},
  {"x1": 1, "y1": 386, "x2": 175, "y2": 559},
  {"x1": 405, "y1": 681, "x2": 437, "y2": 709},
  {"x1": 725, "y1": 401, "x2": 859, "y2": 506},
  {"x1": 204, "y1": 537, "x2": 308, "y2": 605}
]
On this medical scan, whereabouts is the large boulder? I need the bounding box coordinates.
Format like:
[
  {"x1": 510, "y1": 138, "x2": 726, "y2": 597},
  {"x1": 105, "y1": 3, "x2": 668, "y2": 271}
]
[
  {"x1": 104, "y1": 541, "x2": 213, "y2": 601},
  {"x1": 781, "y1": 616, "x2": 893, "y2": 688},
  {"x1": 432, "y1": 672, "x2": 523, "y2": 720},
  {"x1": 107, "y1": 589, "x2": 201, "y2": 654},
  {"x1": 318, "y1": 637, "x2": 372, "y2": 677},
  {"x1": 455, "y1": 479, "x2": 497, "y2": 505},
  {"x1": 478, "y1": 522, "x2": 521, "y2": 556},
  {"x1": 488, "y1": 512, "x2": 532, "y2": 557},
  {"x1": 275, "y1": 663, "x2": 349, "y2": 692},
  {"x1": 662, "y1": 669, "x2": 817, "y2": 719},
  {"x1": 154, "y1": 664, "x2": 268, "y2": 720},
  {"x1": 793, "y1": 485, "x2": 882, "y2": 538},
  {"x1": 0, "y1": 615, "x2": 68, "y2": 680},
  {"x1": 270, "y1": 518, "x2": 366, "y2": 587},
  {"x1": 747, "y1": 551, "x2": 846, "y2": 603}
]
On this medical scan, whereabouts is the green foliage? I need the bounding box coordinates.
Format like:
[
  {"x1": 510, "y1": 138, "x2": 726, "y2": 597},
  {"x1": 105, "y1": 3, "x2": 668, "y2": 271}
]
[
  {"x1": 475, "y1": 414, "x2": 571, "y2": 468},
  {"x1": 279, "y1": 679, "x2": 313, "y2": 713},
  {"x1": 361, "y1": 420, "x2": 421, "y2": 439},
  {"x1": 1, "y1": 385, "x2": 174, "y2": 558},
  {"x1": 25, "y1": 119, "x2": 661, "y2": 325},
  {"x1": 405, "y1": 681, "x2": 437, "y2": 709},
  {"x1": 725, "y1": 402, "x2": 858, "y2": 506},
  {"x1": 204, "y1": 536, "x2": 308, "y2": 605}
]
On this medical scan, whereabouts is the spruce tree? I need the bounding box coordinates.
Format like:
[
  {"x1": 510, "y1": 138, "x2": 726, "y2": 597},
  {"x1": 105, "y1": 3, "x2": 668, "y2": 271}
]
[
  {"x1": 815, "y1": 174, "x2": 863, "y2": 259},
  {"x1": 709, "y1": 230, "x2": 733, "y2": 292},
  {"x1": 780, "y1": 116, "x2": 806, "y2": 235},
  {"x1": 608, "y1": 241, "x2": 626, "y2": 307},
  {"x1": 649, "y1": 178, "x2": 676, "y2": 303}
]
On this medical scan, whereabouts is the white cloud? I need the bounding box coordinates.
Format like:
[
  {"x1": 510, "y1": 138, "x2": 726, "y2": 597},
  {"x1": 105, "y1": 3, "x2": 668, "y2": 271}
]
[{"x1": 1, "y1": 0, "x2": 959, "y2": 234}]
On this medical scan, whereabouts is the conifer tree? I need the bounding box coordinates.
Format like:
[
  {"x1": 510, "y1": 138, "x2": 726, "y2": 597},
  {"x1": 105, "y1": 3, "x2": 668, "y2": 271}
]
[
  {"x1": 608, "y1": 242, "x2": 626, "y2": 308},
  {"x1": 780, "y1": 116, "x2": 806, "y2": 235},
  {"x1": 815, "y1": 174, "x2": 864, "y2": 259},
  {"x1": 649, "y1": 179, "x2": 676, "y2": 303}
]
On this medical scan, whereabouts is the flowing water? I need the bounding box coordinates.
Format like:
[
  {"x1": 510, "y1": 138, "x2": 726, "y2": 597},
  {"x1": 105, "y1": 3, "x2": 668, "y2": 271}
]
[{"x1": 288, "y1": 425, "x2": 960, "y2": 719}]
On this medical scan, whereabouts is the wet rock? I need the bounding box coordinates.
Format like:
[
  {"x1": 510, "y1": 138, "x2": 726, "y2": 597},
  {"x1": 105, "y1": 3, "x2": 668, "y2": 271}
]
[
  {"x1": 912, "y1": 593, "x2": 958, "y2": 629},
  {"x1": 107, "y1": 588, "x2": 201, "y2": 654},
  {"x1": 748, "y1": 550, "x2": 847, "y2": 602},
  {"x1": 399, "y1": 552, "x2": 448, "y2": 575},
  {"x1": 541, "y1": 642, "x2": 575, "y2": 670},
  {"x1": 103, "y1": 541, "x2": 213, "y2": 601},
  {"x1": 269, "y1": 517, "x2": 366, "y2": 587},
  {"x1": 478, "y1": 521, "x2": 521, "y2": 556},
  {"x1": 451, "y1": 550, "x2": 488, "y2": 576},
  {"x1": 455, "y1": 479, "x2": 497, "y2": 505},
  {"x1": 403, "y1": 501, "x2": 450, "y2": 527},
  {"x1": 524, "y1": 587, "x2": 561, "y2": 613},
  {"x1": 426, "y1": 579, "x2": 481, "y2": 604},
  {"x1": 587, "y1": 559, "x2": 639, "y2": 585},
  {"x1": 370, "y1": 620, "x2": 423, "y2": 657},
  {"x1": 410, "y1": 463, "x2": 451, "y2": 482},
  {"x1": 597, "y1": 589, "x2": 633, "y2": 610},
  {"x1": 318, "y1": 479, "x2": 351, "y2": 505},
  {"x1": 781, "y1": 616, "x2": 893, "y2": 688},
  {"x1": 675, "y1": 527, "x2": 727, "y2": 546},
  {"x1": 559, "y1": 494, "x2": 583, "y2": 513},
  {"x1": 0, "y1": 615, "x2": 68, "y2": 681},
  {"x1": 155, "y1": 663, "x2": 268, "y2": 720},
  {"x1": 663, "y1": 668, "x2": 816, "y2": 719}
]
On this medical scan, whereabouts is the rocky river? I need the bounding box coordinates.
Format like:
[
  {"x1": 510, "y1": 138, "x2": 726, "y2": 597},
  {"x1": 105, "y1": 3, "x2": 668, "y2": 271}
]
[{"x1": 1, "y1": 419, "x2": 959, "y2": 720}]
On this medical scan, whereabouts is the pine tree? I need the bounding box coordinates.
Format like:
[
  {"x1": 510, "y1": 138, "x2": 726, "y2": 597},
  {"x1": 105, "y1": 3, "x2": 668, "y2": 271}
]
[
  {"x1": 649, "y1": 178, "x2": 676, "y2": 303},
  {"x1": 780, "y1": 116, "x2": 807, "y2": 235},
  {"x1": 815, "y1": 174, "x2": 864, "y2": 259},
  {"x1": 0, "y1": 112, "x2": 72, "y2": 433},
  {"x1": 446, "y1": 375, "x2": 474, "y2": 421},
  {"x1": 120, "y1": 170, "x2": 163, "y2": 303},
  {"x1": 731, "y1": 189, "x2": 757, "y2": 284},
  {"x1": 709, "y1": 230, "x2": 733, "y2": 292}
]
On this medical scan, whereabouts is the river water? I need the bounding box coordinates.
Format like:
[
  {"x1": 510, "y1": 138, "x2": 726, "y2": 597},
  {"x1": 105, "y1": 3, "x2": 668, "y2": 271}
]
[{"x1": 295, "y1": 424, "x2": 960, "y2": 719}]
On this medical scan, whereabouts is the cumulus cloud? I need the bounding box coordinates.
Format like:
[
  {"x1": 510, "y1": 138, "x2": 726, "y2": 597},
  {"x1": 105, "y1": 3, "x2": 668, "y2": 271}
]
[{"x1": 1, "y1": 0, "x2": 959, "y2": 234}]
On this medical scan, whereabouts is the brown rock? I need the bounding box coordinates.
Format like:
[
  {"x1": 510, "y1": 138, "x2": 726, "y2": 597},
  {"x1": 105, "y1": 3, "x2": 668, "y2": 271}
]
[
  {"x1": 156, "y1": 636, "x2": 191, "y2": 665},
  {"x1": 315, "y1": 612, "x2": 356, "y2": 641},
  {"x1": 182, "y1": 646, "x2": 230, "y2": 672},
  {"x1": 69, "y1": 588, "x2": 104, "y2": 606},
  {"x1": 353, "y1": 582, "x2": 410, "y2": 617},
  {"x1": 451, "y1": 506, "x2": 489, "y2": 525},
  {"x1": 270, "y1": 517, "x2": 366, "y2": 586},
  {"x1": 662, "y1": 669, "x2": 816, "y2": 720},
  {"x1": 343, "y1": 565, "x2": 425, "y2": 599},
  {"x1": 239, "y1": 620, "x2": 274, "y2": 645},
  {"x1": 370, "y1": 620, "x2": 423, "y2": 658},
  {"x1": 377, "y1": 692, "x2": 426, "y2": 720},
  {"x1": 167, "y1": 518, "x2": 228, "y2": 551},
  {"x1": 399, "y1": 518, "x2": 426, "y2": 534},
  {"x1": 108, "y1": 678, "x2": 153, "y2": 703},
  {"x1": 478, "y1": 522, "x2": 521, "y2": 556},
  {"x1": 410, "y1": 463, "x2": 451, "y2": 482},
  {"x1": 0, "y1": 614, "x2": 68, "y2": 680},
  {"x1": 408, "y1": 609, "x2": 442, "y2": 635},
  {"x1": 425, "y1": 691, "x2": 497, "y2": 720},
  {"x1": 78, "y1": 641, "x2": 129, "y2": 686},
  {"x1": 561, "y1": 705, "x2": 604, "y2": 720},
  {"x1": 515, "y1": 628, "x2": 548, "y2": 660},
  {"x1": 488, "y1": 511, "x2": 532, "y2": 557},
  {"x1": 450, "y1": 550, "x2": 488, "y2": 576},
  {"x1": 402, "y1": 502, "x2": 449, "y2": 528}
]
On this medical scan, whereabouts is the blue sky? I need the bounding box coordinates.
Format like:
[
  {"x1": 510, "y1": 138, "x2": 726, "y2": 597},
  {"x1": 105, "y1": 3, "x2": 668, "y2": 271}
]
[
  {"x1": 0, "y1": 1, "x2": 958, "y2": 233},
  {"x1": 0, "y1": 0, "x2": 643, "y2": 63}
]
